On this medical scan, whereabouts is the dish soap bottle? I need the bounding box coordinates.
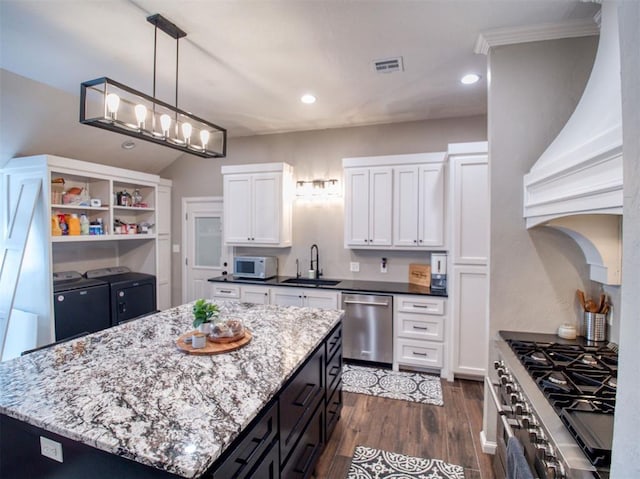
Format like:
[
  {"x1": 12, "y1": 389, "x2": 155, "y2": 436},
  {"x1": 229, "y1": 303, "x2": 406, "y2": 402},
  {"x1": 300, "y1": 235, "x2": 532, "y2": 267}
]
[
  {"x1": 68, "y1": 214, "x2": 81, "y2": 235},
  {"x1": 80, "y1": 213, "x2": 90, "y2": 235}
]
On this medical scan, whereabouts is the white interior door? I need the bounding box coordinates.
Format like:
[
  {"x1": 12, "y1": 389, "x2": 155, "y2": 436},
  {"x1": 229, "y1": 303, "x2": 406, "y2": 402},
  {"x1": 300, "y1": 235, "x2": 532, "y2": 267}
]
[{"x1": 182, "y1": 197, "x2": 231, "y2": 303}]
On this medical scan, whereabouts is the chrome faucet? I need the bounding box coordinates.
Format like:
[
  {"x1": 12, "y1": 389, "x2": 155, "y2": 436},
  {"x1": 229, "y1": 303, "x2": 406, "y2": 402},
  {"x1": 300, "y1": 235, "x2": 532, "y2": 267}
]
[{"x1": 310, "y1": 244, "x2": 321, "y2": 279}]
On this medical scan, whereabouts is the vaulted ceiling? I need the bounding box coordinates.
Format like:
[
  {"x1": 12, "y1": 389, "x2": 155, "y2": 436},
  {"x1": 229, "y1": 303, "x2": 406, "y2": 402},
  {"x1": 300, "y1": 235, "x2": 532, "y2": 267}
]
[{"x1": 0, "y1": 0, "x2": 599, "y2": 172}]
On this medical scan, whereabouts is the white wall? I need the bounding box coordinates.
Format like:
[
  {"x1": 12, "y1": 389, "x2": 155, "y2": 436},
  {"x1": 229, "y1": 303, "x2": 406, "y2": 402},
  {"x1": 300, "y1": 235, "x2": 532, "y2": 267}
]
[
  {"x1": 0, "y1": 69, "x2": 180, "y2": 174},
  {"x1": 487, "y1": 35, "x2": 599, "y2": 340},
  {"x1": 160, "y1": 116, "x2": 487, "y2": 305},
  {"x1": 611, "y1": 0, "x2": 640, "y2": 476}
]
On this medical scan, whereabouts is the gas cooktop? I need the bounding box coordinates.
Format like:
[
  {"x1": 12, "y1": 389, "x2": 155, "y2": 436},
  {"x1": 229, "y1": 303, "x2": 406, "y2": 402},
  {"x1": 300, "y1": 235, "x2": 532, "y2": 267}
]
[{"x1": 501, "y1": 331, "x2": 617, "y2": 470}]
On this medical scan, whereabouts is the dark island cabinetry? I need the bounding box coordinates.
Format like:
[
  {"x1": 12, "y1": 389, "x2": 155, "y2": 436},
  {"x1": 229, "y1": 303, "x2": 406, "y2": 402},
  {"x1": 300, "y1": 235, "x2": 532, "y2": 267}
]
[{"x1": 212, "y1": 322, "x2": 343, "y2": 479}]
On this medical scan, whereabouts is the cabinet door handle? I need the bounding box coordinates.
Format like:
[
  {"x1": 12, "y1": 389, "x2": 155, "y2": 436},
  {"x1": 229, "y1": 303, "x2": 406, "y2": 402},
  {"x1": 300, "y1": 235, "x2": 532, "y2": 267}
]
[
  {"x1": 413, "y1": 239, "x2": 417, "y2": 243},
  {"x1": 294, "y1": 442, "x2": 319, "y2": 474},
  {"x1": 234, "y1": 417, "x2": 274, "y2": 471},
  {"x1": 412, "y1": 326, "x2": 428, "y2": 330},
  {"x1": 412, "y1": 351, "x2": 428, "y2": 357},
  {"x1": 411, "y1": 304, "x2": 429, "y2": 309},
  {"x1": 293, "y1": 383, "x2": 317, "y2": 407},
  {"x1": 219, "y1": 289, "x2": 233, "y2": 294}
]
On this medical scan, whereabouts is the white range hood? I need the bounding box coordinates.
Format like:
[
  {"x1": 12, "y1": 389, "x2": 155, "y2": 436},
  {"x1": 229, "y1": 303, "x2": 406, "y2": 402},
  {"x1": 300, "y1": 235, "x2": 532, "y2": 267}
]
[{"x1": 523, "y1": 2, "x2": 623, "y2": 285}]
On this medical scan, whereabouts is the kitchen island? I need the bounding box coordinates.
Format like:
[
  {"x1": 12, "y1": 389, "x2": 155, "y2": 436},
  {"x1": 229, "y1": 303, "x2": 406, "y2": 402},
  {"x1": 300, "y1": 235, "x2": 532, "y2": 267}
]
[{"x1": 0, "y1": 302, "x2": 343, "y2": 479}]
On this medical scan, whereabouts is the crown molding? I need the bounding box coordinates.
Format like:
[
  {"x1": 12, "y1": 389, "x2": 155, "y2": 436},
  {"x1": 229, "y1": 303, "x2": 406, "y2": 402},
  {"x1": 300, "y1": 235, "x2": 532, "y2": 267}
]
[{"x1": 474, "y1": 17, "x2": 600, "y2": 55}]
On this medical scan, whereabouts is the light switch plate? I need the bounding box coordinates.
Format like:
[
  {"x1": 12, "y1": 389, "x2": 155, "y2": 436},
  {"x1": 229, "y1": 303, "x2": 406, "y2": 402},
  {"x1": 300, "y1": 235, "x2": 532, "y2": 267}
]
[
  {"x1": 172, "y1": 244, "x2": 180, "y2": 253},
  {"x1": 350, "y1": 262, "x2": 360, "y2": 272},
  {"x1": 40, "y1": 436, "x2": 63, "y2": 463}
]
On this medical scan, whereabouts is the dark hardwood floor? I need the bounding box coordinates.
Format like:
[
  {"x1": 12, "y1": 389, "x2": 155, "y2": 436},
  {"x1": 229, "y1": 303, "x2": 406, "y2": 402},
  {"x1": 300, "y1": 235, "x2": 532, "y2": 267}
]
[{"x1": 313, "y1": 378, "x2": 495, "y2": 479}]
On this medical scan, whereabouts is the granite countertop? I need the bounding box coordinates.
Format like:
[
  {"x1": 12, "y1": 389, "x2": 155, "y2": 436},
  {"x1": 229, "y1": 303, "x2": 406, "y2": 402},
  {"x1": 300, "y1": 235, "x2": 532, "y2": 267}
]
[
  {"x1": 0, "y1": 302, "x2": 343, "y2": 478},
  {"x1": 208, "y1": 275, "x2": 448, "y2": 297}
]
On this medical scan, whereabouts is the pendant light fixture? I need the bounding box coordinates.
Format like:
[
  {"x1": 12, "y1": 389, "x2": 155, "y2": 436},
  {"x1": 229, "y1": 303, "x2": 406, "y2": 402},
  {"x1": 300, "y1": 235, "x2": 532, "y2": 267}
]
[{"x1": 80, "y1": 14, "x2": 226, "y2": 158}]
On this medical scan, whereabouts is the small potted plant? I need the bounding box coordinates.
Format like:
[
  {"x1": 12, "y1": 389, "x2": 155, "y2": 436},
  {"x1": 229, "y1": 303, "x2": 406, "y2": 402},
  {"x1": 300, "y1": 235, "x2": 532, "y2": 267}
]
[{"x1": 192, "y1": 299, "x2": 220, "y2": 334}]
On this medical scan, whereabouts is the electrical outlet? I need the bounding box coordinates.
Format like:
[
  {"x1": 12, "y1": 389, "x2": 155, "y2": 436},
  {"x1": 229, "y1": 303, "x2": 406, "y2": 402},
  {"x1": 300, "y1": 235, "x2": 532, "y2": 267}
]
[
  {"x1": 172, "y1": 244, "x2": 180, "y2": 253},
  {"x1": 350, "y1": 262, "x2": 360, "y2": 272},
  {"x1": 381, "y1": 257, "x2": 387, "y2": 273},
  {"x1": 40, "y1": 436, "x2": 63, "y2": 463}
]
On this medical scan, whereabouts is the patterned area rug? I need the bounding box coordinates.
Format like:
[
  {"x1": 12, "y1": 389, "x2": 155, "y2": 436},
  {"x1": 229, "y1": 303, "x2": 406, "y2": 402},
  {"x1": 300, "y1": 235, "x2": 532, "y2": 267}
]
[
  {"x1": 342, "y1": 364, "x2": 443, "y2": 406},
  {"x1": 347, "y1": 445, "x2": 465, "y2": 479}
]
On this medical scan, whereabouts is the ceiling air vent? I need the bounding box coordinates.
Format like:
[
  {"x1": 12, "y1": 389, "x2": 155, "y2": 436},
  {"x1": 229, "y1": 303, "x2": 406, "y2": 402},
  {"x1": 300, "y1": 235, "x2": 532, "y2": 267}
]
[{"x1": 373, "y1": 56, "x2": 404, "y2": 73}]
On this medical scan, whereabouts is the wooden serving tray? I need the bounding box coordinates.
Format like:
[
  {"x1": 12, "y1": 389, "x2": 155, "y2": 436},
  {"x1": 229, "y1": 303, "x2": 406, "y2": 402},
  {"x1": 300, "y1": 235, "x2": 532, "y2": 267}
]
[{"x1": 176, "y1": 330, "x2": 252, "y2": 355}]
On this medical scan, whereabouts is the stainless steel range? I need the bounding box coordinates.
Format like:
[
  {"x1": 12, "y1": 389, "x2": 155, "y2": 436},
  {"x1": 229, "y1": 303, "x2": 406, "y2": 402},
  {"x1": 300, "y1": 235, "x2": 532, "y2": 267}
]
[{"x1": 490, "y1": 331, "x2": 616, "y2": 479}]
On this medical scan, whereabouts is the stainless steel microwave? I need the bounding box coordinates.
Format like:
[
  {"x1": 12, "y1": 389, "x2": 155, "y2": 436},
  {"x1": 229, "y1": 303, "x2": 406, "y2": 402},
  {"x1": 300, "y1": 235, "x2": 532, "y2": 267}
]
[{"x1": 233, "y1": 256, "x2": 278, "y2": 280}]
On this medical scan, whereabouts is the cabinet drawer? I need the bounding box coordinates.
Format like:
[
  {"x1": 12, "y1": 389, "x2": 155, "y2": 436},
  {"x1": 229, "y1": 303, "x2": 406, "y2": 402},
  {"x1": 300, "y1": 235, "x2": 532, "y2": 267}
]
[
  {"x1": 396, "y1": 339, "x2": 443, "y2": 368},
  {"x1": 281, "y1": 402, "x2": 324, "y2": 479},
  {"x1": 246, "y1": 438, "x2": 280, "y2": 479},
  {"x1": 279, "y1": 345, "x2": 325, "y2": 464},
  {"x1": 326, "y1": 342, "x2": 342, "y2": 397},
  {"x1": 213, "y1": 284, "x2": 241, "y2": 298},
  {"x1": 396, "y1": 295, "x2": 445, "y2": 315},
  {"x1": 213, "y1": 400, "x2": 278, "y2": 479},
  {"x1": 396, "y1": 312, "x2": 444, "y2": 341},
  {"x1": 325, "y1": 324, "x2": 342, "y2": 364},
  {"x1": 325, "y1": 381, "x2": 342, "y2": 442}
]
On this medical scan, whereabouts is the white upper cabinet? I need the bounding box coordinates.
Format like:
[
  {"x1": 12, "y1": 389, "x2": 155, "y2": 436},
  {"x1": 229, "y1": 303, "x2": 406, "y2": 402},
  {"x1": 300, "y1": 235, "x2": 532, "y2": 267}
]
[
  {"x1": 449, "y1": 145, "x2": 489, "y2": 264},
  {"x1": 393, "y1": 166, "x2": 419, "y2": 247},
  {"x1": 343, "y1": 152, "x2": 446, "y2": 250},
  {"x1": 222, "y1": 163, "x2": 293, "y2": 247},
  {"x1": 394, "y1": 164, "x2": 445, "y2": 248},
  {"x1": 344, "y1": 167, "x2": 393, "y2": 247}
]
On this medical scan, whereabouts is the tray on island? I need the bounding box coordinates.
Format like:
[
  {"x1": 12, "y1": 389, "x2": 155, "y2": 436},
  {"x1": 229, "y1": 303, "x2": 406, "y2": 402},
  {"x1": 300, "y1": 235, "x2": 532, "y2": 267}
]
[{"x1": 176, "y1": 330, "x2": 252, "y2": 355}]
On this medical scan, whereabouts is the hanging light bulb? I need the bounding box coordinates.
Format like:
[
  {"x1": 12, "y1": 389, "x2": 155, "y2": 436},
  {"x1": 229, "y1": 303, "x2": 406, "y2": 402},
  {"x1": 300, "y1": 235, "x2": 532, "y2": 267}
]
[
  {"x1": 105, "y1": 93, "x2": 120, "y2": 120},
  {"x1": 134, "y1": 104, "x2": 147, "y2": 129},
  {"x1": 182, "y1": 122, "x2": 192, "y2": 145},
  {"x1": 200, "y1": 129, "x2": 210, "y2": 150},
  {"x1": 160, "y1": 114, "x2": 172, "y2": 138}
]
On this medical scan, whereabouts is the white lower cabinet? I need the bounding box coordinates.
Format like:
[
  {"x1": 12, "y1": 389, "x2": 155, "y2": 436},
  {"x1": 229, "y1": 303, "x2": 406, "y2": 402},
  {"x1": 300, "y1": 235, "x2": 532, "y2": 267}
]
[
  {"x1": 304, "y1": 290, "x2": 339, "y2": 309},
  {"x1": 212, "y1": 284, "x2": 339, "y2": 310},
  {"x1": 395, "y1": 339, "x2": 444, "y2": 369},
  {"x1": 451, "y1": 265, "x2": 488, "y2": 377},
  {"x1": 212, "y1": 284, "x2": 241, "y2": 300},
  {"x1": 240, "y1": 285, "x2": 271, "y2": 304},
  {"x1": 394, "y1": 294, "x2": 446, "y2": 376},
  {"x1": 271, "y1": 288, "x2": 338, "y2": 309}
]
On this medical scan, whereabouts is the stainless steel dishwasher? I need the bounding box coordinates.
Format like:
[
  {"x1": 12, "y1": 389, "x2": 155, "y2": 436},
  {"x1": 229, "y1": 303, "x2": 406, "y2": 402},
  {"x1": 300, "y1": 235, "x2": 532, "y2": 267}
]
[{"x1": 341, "y1": 293, "x2": 393, "y2": 364}]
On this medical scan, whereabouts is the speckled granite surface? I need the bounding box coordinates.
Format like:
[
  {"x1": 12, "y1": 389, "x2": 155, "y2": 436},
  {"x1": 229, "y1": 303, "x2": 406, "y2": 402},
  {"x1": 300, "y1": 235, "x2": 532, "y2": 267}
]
[{"x1": 0, "y1": 302, "x2": 343, "y2": 478}]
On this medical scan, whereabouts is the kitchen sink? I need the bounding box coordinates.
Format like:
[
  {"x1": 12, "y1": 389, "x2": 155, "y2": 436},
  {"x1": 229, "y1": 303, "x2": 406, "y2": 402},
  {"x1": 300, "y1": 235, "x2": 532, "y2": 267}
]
[{"x1": 281, "y1": 278, "x2": 342, "y2": 286}]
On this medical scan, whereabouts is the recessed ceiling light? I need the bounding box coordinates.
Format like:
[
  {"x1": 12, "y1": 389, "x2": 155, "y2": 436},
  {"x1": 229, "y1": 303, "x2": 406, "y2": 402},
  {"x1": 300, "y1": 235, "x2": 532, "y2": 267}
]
[
  {"x1": 300, "y1": 94, "x2": 316, "y2": 104},
  {"x1": 121, "y1": 140, "x2": 136, "y2": 150},
  {"x1": 461, "y1": 73, "x2": 481, "y2": 85}
]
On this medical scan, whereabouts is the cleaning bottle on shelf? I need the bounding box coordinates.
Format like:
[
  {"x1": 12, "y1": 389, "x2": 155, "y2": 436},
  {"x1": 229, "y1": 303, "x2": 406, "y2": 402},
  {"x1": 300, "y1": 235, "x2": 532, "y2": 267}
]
[
  {"x1": 51, "y1": 214, "x2": 62, "y2": 236},
  {"x1": 80, "y1": 213, "x2": 90, "y2": 235},
  {"x1": 68, "y1": 214, "x2": 81, "y2": 235},
  {"x1": 58, "y1": 214, "x2": 68, "y2": 236}
]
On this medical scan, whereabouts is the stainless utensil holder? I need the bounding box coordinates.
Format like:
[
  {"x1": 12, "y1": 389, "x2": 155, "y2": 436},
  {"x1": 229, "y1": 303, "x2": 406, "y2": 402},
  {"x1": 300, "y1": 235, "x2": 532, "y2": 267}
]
[{"x1": 584, "y1": 312, "x2": 607, "y2": 342}]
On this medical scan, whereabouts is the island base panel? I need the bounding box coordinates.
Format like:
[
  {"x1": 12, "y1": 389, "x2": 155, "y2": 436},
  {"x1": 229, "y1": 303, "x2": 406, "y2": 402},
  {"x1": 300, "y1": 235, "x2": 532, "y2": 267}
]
[{"x1": 0, "y1": 414, "x2": 181, "y2": 479}]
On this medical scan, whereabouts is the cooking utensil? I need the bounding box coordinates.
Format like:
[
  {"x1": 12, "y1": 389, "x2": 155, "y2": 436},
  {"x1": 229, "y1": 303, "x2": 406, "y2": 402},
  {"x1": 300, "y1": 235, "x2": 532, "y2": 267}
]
[
  {"x1": 585, "y1": 299, "x2": 599, "y2": 313},
  {"x1": 598, "y1": 294, "x2": 607, "y2": 313},
  {"x1": 577, "y1": 290, "x2": 586, "y2": 310}
]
